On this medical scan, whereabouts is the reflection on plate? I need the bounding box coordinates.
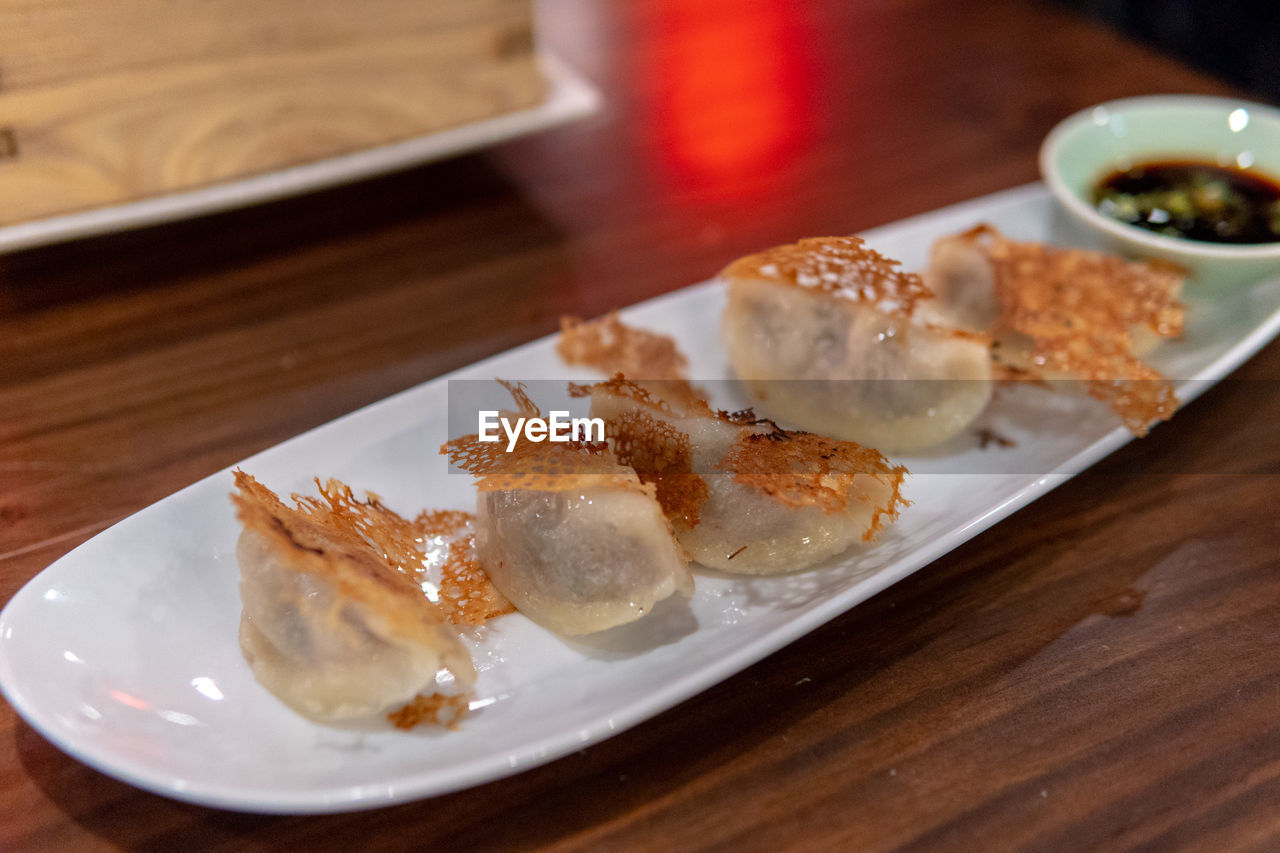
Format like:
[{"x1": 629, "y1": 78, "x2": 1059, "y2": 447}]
[
  {"x1": 2, "y1": 184, "x2": 1278, "y2": 814},
  {"x1": 0, "y1": 54, "x2": 601, "y2": 255}
]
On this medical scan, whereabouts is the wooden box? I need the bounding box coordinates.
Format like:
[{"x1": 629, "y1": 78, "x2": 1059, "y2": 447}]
[{"x1": 0, "y1": 0, "x2": 545, "y2": 227}]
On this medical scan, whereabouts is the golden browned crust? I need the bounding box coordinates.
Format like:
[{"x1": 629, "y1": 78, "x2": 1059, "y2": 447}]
[
  {"x1": 290, "y1": 478, "x2": 428, "y2": 588},
  {"x1": 958, "y1": 225, "x2": 1185, "y2": 434},
  {"x1": 232, "y1": 471, "x2": 449, "y2": 639},
  {"x1": 443, "y1": 429, "x2": 646, "y2": 494},
  {"x1": 234, "y1": 472, "x2": 512, "y2": 628},
  {"x1": 721, "y1": 235, "x2": 933, "y2": 315},
  {"x1": 416, "y1": 509, "x2": 515, "y2": 625},
  {"x1": 609, "y1": 408, "x2": 708, "y2": 528},
  {"x1": 558, "y1": 313, "x2": 690, "y2": 380},
  {"x1": 443, "y1": 380, "x2": 652, "y2": 496},
  {"x1": 566, "y1": 376, "x2": 709, "y2": 525},
  {"x1": 410, "y1": 508, "x2": 471, "y2": 540},
  {"x1": 722, "y1": 430, "x2": 909, "y2": 538},
  {"x1": 569, "y1": 374, "x2": 684, "y2": 413},
  {"x1": 387, "y1": 693, "x2": 470, "y2": 730},
  {"x1": 558, "y1": 316, "x2": 707, "y2": 410},
  {"x1": 575, "y1": 377, "x2": 908, "y2": 535},
  {"x1": 495, "y1": 378, "x2": 540, "y2": 419}
]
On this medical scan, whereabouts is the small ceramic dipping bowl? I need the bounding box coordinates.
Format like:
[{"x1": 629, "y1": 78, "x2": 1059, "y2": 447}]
[{"x1": 1040, "y1": 95, "x2": 1280, "y2": 291}]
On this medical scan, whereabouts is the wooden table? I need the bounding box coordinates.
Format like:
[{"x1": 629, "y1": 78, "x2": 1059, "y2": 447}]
[{"x1": 3, "y1": 0, "x2": 1278, "y2": 849}]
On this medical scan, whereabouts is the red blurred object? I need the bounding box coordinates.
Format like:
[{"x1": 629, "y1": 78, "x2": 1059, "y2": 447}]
[{"x1": 643, "y1": 0, "x2": 817, "y2": 199}]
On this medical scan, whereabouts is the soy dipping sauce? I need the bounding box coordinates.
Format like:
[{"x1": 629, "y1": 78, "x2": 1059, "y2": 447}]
[{"x1": 1094, "y1": 160, "x2": 1280, "y2": 244}]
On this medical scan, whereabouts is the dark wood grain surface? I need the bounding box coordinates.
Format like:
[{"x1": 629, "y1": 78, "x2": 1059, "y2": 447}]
[{"x1": 3, "y1": 0, "x2": 1278, "y2": 849}]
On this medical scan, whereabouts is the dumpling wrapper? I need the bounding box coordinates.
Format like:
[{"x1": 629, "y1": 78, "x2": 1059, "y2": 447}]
[
  {"x1": 719, "y1": 236, "x2": 994, "y2": 453},
  {"x1": 232, "y1": 472, "x2": 475, "y2": 723},
  {"x1": 443, "y1": 381, "x2": 693, "y2": 636},
  {"x1": 924, "y1": 225, "x2": 1185, "y2": 434},
  {"x1": 576, "y1": 378, "x2": 908, "y2": 574}
]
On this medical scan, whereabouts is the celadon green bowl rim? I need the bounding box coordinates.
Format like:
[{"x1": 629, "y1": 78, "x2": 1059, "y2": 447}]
[{"x1": 1039, "y1": 94, "x2": 1280, "y2": 261}]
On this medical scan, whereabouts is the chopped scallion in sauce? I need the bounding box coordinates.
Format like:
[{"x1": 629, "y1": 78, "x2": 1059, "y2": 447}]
[{"x1": 1094, "y1": 160, "x2": 1280, "y2": 244}]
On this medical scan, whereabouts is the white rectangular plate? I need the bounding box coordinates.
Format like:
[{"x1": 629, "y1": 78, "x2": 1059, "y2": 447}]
[
  {"x1": 0, "y1": 54, "x2": 600, "y2": 254},
  {"x1": 3, "y1": 184, "x2": 1279, "y2": 814}
]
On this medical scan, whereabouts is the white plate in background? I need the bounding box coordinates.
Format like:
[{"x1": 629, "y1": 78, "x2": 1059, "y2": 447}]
[
  {"x1": 0, "y1": 54, "x2": 600, "y2": 255},
  {"x1": 2, "y1": 183, "x2": 1278, "y2": 813}
]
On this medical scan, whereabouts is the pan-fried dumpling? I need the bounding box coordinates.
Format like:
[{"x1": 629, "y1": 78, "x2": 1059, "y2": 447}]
[
  {"x1": 443, "y1": 381, "x2": 692, "y2": 636},
  {"x1": 924, "y1": 225, "x2": 1185, "y2": 434},
  {"x1": 719, "y1": 236, "x2": 994, "y2": 453},
  {"x1": 576, "y1": 378, "x2": 907, "y2": 574},
  {"x1": 232, "y1": 472, "x2": 476, "y2": 723}
]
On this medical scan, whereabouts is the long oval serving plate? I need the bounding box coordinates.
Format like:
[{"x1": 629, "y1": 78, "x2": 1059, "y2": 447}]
[{"x1": 2, "y1": 183, "x2": 1279, "y2": 813}]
